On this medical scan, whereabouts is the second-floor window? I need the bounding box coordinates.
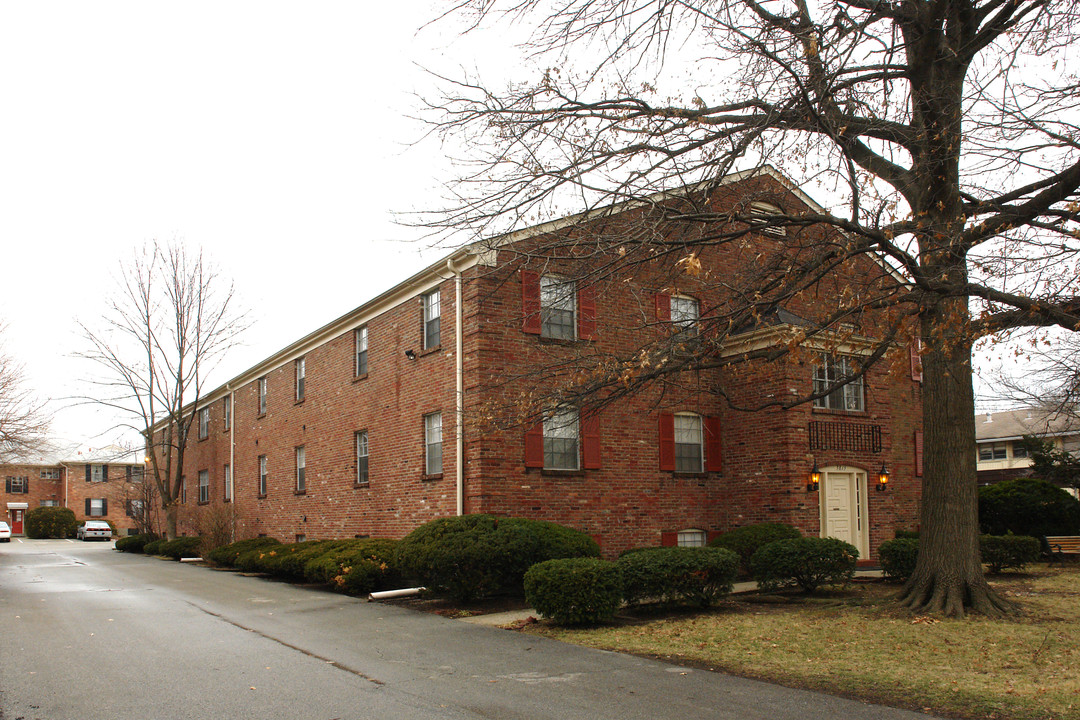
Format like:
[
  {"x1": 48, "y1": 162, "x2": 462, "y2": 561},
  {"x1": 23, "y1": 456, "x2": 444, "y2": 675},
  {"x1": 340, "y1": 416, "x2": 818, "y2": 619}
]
[
  {"x1": 198, "y1": 469, "x2": 209, "y2": 503},
  {"x1": 540, "y1": 276, "x2": 576, "y2": 340},
  {"x1": 674, "y1": 414, "x2": 704, "y2": 473},
  {"x1": 978, "y1": 442, "x2": 1008, "y2": 461},
  {"x1": 223, "y1": 396, "x2": 231, "y2": 430},
  {"x1": 670, "y1": 296, "x2": 700, "y2": 337},
  {"x1": 812, "y1": 354, "x2": 865, "y2": 411},
  {"x1": 295, "y1": 357, "x2": 306, "y2": 401},
  {"x1": 6, "y1": 476, "x2": 28, "y2": 494},
  {"x1": 258, "y1": 377, "x2": 267, "y2": 415},
  {"x1": 40, "y1": 468, "x2": 60, "y2": 479},
  {"x1": 423, "y1": 290, "x2": 441, "y2": 350},
  {"x1": 198, "y1": 407, "x2": 209, "y2": 439},
  {"x1": 544, "y1": 407, "x2": 580, "y2": 470},
  {"x1": 356, "y1": 431, "x2": 369, "y2": 485},
  {"x1": 88, "y1": 465, "x2": 107, "y2": 482},
  {"x1": 355, "y1": 326, "x2": 369, "y2": 376}
]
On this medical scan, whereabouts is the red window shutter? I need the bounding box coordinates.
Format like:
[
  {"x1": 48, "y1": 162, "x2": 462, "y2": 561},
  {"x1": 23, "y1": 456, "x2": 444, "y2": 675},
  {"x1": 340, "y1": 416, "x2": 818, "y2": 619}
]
[
  {"x1": 910, "y1": 338, "x2": 923, "y2": 382},
  {"x1": 704, "y1": 416, "x2": 723, "y2": 472},
  {"x1": 655, "y1": 292, "x2": 671, "y2": 322},
  {"x1": 658, "y1": 413, "x2": 675, "y2": 471},
  {"x1": 524, "y1": 421, "x2": 544, "y2": 468},
  {"x1": 582, "y1": 411, "x2": 601, "y2": 469},
  {"x1": 915, "y1": 430, "x2": 924, "y2": 477},
  {"x1": 578, "y1": 284, "x2": 597, "y2": 340},
  {"x1": 521, "y1": 270, "x2": 541, "y2": 335},
  {"x1": 660, "y1": 531, "x2": 677, "y2": 547}
]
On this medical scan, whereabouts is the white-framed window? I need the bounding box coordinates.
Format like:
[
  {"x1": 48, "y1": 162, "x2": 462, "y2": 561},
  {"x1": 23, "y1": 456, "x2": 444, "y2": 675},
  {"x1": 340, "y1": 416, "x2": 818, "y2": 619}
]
[
  {"x1": 258, "y1": 455, "x2": 268, "y2": 496},
  {"x1": 6, "y1": 476, "x2": 28, "y2": 494},
  {"x1": 812, "y1": 354, "x2": 865, "y2": 411},
  {"x1": 198, "y1": 407, "x2": 210, "y2": 439},
  {"x1": 224, "y1": 463, "x2": 232, "y2": 501},
  {"x1": 978, "y1": 442, "x2": 1008, "y2": 462},
  {"x1": 223, "y1": 396, "x2": 232, "y2": 430},
  {"x1": 356, "y1": 431, "x2": 369, "y2": 485},
  {"x1": 295, "y1": 357, "x2": 306, "y2": 401},
  {"x1": 355, "y1": 326, "x2": 369, "y2": 376},
  {"x1": 88, "y1": 498, "x2": 106, "y2": 517},
  {"x1": 540, "y1": 276, "x2": 576, "y2": 340},
  {"x1": 1011, "y1": 442, "x2": 1030, "y2": 459},
  {"x1": 424, "y1": 412, "x2": 443, "y2": 475},
  {"x1": 180, "y1": 476, "x2": 187, "y2": 504},
  {"x1": 126, "y1": 499, "x2": 144, "y2": 518},
  {"x1": 423, "y1": 290, "x2": 441, "y2": 350},
  {"x1": 295, "y1": 446, "x2": 306, "y2": 493},
  {"x1": 674, "y1": 413, "x2": 704, "y2": 473},
  {"x1": 670, "y1": 296, "x2": 700, "y2": 337},
  {"x1": 198, "y1": 469, "x2": 209, "y2": 503},
  {"x1": 40, "y1": 468, "x2": 60, "y2": 479},
  {"x1": 544, "y1": 407, "x2": 580, "y2": 470},
  {"x1": 89, "y1": 464, "x2": 106, "y2": 482},
  {"x1": 127, "y1": 464, "x2": 144, "y2": 482},
  {"x1": 258, "y1": 376, "x2": 268, "y2": 415},
  {"x1": 677, "y1": 529, "x2": 707, "y2": 547},
  {"x1": 39, "y1": 499, "x2": 58, "y2": 507}
]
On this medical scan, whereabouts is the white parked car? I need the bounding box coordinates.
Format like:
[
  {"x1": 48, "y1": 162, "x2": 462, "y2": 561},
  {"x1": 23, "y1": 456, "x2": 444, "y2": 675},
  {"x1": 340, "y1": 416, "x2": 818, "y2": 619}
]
[
  {"x1": 0, "y1": 521, "x2": 10, "y2": 542},
  {"x1": 76, "y1": 520, "x2": 113, "y2": 541}
]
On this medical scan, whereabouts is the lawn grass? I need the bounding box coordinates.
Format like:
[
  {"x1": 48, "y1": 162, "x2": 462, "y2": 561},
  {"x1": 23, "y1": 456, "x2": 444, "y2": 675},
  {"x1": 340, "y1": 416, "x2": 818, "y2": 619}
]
[{"x1": 524, "y1": 565, "x2": 1080, "y2": 720}]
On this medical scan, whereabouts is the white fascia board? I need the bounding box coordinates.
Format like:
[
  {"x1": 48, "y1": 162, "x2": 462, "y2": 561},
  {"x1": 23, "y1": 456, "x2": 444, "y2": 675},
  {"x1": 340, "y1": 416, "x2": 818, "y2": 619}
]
[{"x1": 718, "y1": 324, "x2": 876, "y2": 360}]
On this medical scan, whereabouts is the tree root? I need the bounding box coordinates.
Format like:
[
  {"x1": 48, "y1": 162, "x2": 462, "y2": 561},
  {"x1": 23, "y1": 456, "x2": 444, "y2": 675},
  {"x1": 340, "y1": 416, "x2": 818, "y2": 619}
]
[{"x1": 898, "y1": 572, "x2": 1019, "y2": 619}]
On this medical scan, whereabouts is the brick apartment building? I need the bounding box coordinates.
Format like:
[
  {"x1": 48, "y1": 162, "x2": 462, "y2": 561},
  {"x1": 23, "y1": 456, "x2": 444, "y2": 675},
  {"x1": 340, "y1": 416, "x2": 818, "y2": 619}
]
[
  {"x1": 160, "y1": 168, "x2": 923, "y2": 560},
  {"x1": 2, "y1": 448, "x2": 150, "y2": 537}
]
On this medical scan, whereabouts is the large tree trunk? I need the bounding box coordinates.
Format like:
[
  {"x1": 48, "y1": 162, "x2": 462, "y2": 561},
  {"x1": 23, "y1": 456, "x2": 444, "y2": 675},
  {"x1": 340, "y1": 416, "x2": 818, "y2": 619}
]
[
  {"x1": 164, "y1": 503, "x2": 178, "y2": 541},
  {"x1": 897, "y1": 299, "x2": 1017, "y2": 618}
]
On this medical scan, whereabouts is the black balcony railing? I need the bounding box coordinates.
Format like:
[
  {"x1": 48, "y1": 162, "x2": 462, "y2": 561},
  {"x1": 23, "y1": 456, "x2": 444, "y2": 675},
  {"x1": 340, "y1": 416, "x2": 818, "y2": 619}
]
[{"x1": 809, "y1": 420, "x2": 882, "y2": 453}]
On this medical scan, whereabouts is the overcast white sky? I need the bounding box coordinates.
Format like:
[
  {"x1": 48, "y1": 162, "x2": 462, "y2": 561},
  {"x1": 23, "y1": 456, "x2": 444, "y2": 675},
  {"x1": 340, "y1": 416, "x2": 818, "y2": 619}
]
[
  {"x1": 0, "y1": 1, "x2": 536, "y2": 448},
  {"x1": 0, "y1": 2, "x2": 1022, "y2": 452}
]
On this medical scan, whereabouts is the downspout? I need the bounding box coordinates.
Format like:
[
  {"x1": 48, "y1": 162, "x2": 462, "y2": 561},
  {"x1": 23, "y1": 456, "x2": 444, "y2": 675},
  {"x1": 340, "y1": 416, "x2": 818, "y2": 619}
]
[
  {"x1": 229, "y1": 385, "x2": 236, "y2": 541},
  {"x1": 448, "y1": 258, "x2": 464, "y2": 516}
]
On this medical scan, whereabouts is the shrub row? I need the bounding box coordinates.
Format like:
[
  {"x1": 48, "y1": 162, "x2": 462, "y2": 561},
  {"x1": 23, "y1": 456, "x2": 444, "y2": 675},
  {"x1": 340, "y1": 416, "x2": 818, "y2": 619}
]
[
  {"x1": 877, "y1": 534, "x2": 1042, "y2": 582},
  {"x1": 709, "y1": 522, "x2": 802, "y2": 573},
  {"x1": 115, "y1": 533, "x2": 158, "y2": 553}
]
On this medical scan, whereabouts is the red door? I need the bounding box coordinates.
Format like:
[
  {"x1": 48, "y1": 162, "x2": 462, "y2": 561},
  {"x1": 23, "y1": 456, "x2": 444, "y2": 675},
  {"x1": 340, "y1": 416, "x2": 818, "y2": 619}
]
[{"x1": 11, "y1": 509, "x2": 24, "y2": 534}]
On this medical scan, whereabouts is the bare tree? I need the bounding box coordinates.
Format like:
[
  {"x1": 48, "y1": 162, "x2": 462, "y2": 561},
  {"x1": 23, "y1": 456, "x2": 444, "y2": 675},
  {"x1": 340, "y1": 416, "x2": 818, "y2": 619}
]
[
  {"x1": 78, "y1": 242, "x2": 247, "y2": 540},
  {"x1": 424, "y1": 0, "x2": 1080, "y2": 616},
  {"x1": 0, "y1": 324, "x2": 50, "y2": 462}
]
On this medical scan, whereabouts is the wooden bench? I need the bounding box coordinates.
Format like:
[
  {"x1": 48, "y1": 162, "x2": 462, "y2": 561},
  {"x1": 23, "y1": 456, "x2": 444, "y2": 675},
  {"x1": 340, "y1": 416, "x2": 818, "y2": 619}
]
[{"x1": 1043, "y1": 536, "x2": 1080, "y2": 565}]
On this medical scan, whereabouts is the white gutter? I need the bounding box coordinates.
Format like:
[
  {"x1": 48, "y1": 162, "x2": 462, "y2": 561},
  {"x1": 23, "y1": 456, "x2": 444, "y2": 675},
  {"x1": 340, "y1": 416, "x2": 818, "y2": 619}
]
[{"x1": 449, "y1": 259, "x2": 465, "y2": 516}]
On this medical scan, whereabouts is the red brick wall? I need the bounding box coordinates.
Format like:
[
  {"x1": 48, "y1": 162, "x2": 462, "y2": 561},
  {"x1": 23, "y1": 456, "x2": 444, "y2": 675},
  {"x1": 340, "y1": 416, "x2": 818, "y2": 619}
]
[
  {"x1": 65, "y1": 463, "x2": 147, "y2": 536},
  {"x1": 1, "y1": 464, "x2": 64, "y2": 532}
]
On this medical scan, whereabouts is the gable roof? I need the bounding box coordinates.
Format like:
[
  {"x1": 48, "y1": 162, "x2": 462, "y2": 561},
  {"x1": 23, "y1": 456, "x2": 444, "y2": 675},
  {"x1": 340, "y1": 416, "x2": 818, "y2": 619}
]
[{"x1": 976, "y1": 408, "x2": 1080, "y2": 442}]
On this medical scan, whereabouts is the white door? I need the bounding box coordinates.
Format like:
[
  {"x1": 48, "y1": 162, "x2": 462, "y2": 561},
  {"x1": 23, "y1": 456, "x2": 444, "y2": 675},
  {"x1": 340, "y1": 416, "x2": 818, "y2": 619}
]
[{"x1": 820, "y1": 467, "x2": 868, "y2": 558}]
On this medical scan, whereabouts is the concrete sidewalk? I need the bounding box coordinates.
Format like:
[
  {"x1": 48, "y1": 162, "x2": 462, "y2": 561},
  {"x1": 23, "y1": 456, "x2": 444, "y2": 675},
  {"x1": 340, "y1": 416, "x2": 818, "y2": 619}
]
[{"x1": 460, "y1": 569, "x2": 884, "y2": 626}]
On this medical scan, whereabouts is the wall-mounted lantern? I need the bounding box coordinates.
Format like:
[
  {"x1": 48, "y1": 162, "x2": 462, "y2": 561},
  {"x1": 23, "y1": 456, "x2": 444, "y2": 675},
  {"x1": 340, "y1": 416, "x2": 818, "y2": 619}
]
[
  {"x1": 807, "y1": 460, "x2": 820, "y2": 492},
  {"x1": 876, "y1": 462, "x2": 890, "y2": 492}
]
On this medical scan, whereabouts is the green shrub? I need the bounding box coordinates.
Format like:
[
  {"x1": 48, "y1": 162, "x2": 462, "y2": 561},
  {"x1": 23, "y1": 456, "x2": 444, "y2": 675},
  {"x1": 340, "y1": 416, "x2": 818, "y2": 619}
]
[
  {"x1": 617, "y1": 546, "x2": 739, "y2": 607},
  {"x1": 303, "y1": 538, "x2": 399, "y2": 588},
  {"x1": 115, "y1": 533, "x2": 158, "y2": 553},
  {"x1": 143, "y1": 538, "x2": 167, "y2": 556},
  {"x1": 524, "y1": 558, "x2": 623, "y2": 626},
  {"x1": 207, "y1": 537, "x2": 283, "y2": 567},
  {"x1": 894, "y1": 529, "x2": 920, "y2": 540},
  {"x1": 274, "y1": 540, "x2": 362, "y2": 581},
  {"x1": 395, "y1": 514, "x2": 598, "y2": 602},
  {"x1": 709, "y1": 523, "x2": 802, "y2": 573},
  {"x1": 235, "y1": 544, "x2": 281, "y2": 573},
  {"x1": 750, "y1": 537, "x2": 859, "y2": 593},
  {"x1": 159, "y1": 536, "x2": 204, "y2": 560},
  {"x1": 980, "y1": 534, "x2": 1040, "y2": 574},
  {"x1": 24, "y1": 507, "x2": 79, "y2": 539},
  {"x1": 979, "y1": 478, "x2": 1080, "y2": 538},
  {"x1": 878, "y1": 538, "x2": 919, "y2": 582}
]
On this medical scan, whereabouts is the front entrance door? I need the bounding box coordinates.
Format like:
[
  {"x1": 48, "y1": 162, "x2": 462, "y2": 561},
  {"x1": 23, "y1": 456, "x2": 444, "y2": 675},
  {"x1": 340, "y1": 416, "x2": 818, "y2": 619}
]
[
  {"x1": 11, "y1": 509, "x2": 24, "y2": 534},
  {"x1": 820, "y1": 467, "x2": 868, "y2": 558}
]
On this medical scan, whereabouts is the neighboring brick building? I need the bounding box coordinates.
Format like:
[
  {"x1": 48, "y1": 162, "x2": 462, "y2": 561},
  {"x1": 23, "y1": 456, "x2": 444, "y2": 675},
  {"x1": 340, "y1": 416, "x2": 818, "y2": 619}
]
[
  {"x1": 165, "y1": 168, "x2": 924, "y2": 560},
  {"x1": 2, "y1": 447, "x2": 150, "y2": 537}
]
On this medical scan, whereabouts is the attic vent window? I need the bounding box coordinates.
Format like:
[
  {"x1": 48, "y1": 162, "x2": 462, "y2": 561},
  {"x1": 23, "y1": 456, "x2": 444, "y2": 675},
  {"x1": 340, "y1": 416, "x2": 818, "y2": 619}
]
[{"x1": 749, "y1": 202, "x2": 787, "y2": 237}]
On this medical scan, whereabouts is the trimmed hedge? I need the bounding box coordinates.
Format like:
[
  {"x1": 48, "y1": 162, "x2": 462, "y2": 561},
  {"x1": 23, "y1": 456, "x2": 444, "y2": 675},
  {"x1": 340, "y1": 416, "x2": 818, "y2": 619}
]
[
  {"x1": 617, "y1": 546, "x2": 739, "y2": 607},
  {"x1": 395, "y1": 514, "x2": 600, "y2": 602},
  {"x1": 524, "y1": 558, "x2": 623, "y2": 625},
  {"x1": 979, "y1": 478, "x2": 1080, "y2": 538},
  {"x1": 159, "y1": 536, "x2": 204, "y2": 560},
  {"x1": 303, "y1": 539, "x2": 400, "y2": 593},
  {"x1": 709, "y1": 523, "x2": 801, "y2": 573},
  {"x1": 750, "y1": 537, "x2": 859, "y2": 593},
  {"x1": 207, "y1": 537, "x2": 283, "y2": 567},
  {"x1": 980, "y1": 534, "x2": 1040, "y2": 574},
  {"x1": 143, "y1": 538, "x2": 167, "y2": 556},
  {"x1": 24, "y1": 506, "x2": 79, "y2": 539},
  {"x1": 115, "y1": 533, "x2": 158, "y2": 553},
  {"x1": 878, "y1": 538, "x2": 919, "y2": 582}
]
